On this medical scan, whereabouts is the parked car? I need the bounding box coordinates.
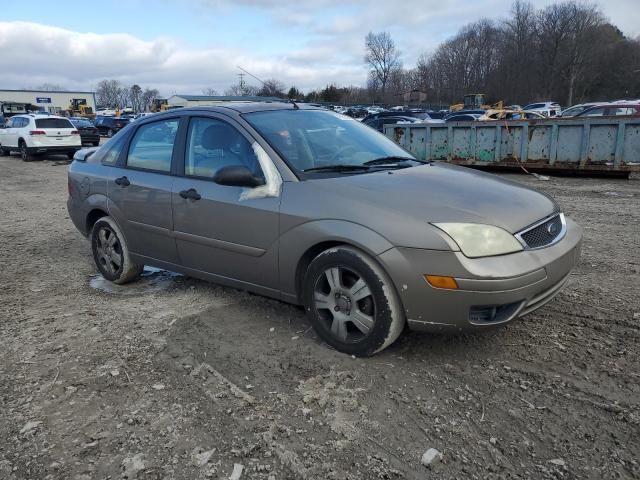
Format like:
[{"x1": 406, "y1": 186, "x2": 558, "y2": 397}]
[
  {"x1": 67, "y1": 103, "x2": 582, "y2": 356},
  {"x1": 0, "y1": 114, "x2": 81, "y2": 161},
  {"x1": 522, "y1": 102, "x2": 561, "y2": 117},
  {"x1": 575, "y1": 103, "x2": 640, "y2": 117},
  {"x1": 95, "y1": 116, "x2": 130, "y2": 137},
  {"x1": 559, "y1": 102, "x2": 605, "y2": 117},
  {"x1": 363, "y1": 115, "x2": 422, "y2": 132},
  {"x1": 70, "y1": 118, "x2": 100, "y2": 146},
  {"x1": 478, "y1": 110, "x2": 546, "y2": 121},
  {"x1": 445, "y1": 113, "x2": 482, "y2": 122},
  {"x1": 443, "y1": 109, "x2": 485, "y2": 120}
]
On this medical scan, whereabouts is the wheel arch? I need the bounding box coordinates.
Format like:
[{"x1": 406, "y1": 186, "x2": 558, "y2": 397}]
[
  {"x1": 278, "y1": 219, "x2": 395, "y2": 303},
  {"x1": 86, "y1": 208, "x2": 109, "y2": 234}
]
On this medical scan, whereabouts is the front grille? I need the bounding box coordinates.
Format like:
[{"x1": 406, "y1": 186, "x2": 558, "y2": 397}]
[{"x1": 519, "y1": 214, "x2": 563, "y2": 249}]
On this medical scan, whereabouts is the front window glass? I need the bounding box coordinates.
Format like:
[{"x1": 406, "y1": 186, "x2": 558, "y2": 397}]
[
  {"x1": 244, "y1": 110, "x2": 414, "y2": 172},
  {"x1": 184, "y1": 117, "x2": 262, "y2": 178},
  {"x1": 126, "y1": 119, "x2": 179, "y2": 172}
]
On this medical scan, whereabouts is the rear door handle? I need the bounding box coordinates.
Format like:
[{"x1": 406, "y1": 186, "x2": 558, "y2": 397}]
[
  {"x1": 179, "y1": 188, "x2": 201, "y2": 201},
  {"x1": 114, "y1": 176, "x2": 130, "y2": 187}
]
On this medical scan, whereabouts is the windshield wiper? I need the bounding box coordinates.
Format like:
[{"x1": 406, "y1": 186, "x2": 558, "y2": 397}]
[
  {"x1": 303, "y1": 164, "x2": 372, "y2": 173},
  {"x1": 363, "y1": 156, "x2": 422, "y2": 166}
]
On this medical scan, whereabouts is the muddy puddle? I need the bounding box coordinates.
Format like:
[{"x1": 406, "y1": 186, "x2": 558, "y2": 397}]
[{"x1": 89, "y1": 267, "x2": 183, "y2": 295}]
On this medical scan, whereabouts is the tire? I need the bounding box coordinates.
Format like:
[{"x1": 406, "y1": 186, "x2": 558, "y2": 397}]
[
  {"x1": 91, "y1": 216, "x2": 143, "y2": 284},
  {"x1": 302, "y1": 246, "x2": 405, "y2": 357},
  {"x1": 19, "y1": 142, "x2": 33, "y2": 162},
  {"x1": 107, "y1": 129, "x2": 114, "y2": 138},
  {"x1": 0, "y1": 146, "x2": 8, "y2": 156},
  {"x1": 67, "y1": 151, "x2": 75, "y2": 160},
  {"x1": 93, "y1": 142, "x2": 100, "y2": 147}
]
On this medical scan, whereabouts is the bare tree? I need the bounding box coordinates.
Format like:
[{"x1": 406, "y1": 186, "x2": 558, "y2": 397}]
[
  {"x1": 224, "y1": 84, "x2": 259, "y2": 96},
  {"x1": 257, "y1": 79, "x2": 286, "y2": 97},
  {"x1": 95, "y1": 80, "x2": 122, "y2": 108},
  {"x1": 364, "y1": 32, "x2": 401, "y2": 98},
  {"x1": 142, "y1": 88, "x2": 160, "y2": 112},
  {"x1": 129, "y1": 84, "x2": 143, "y2": 113},
  {"x1": 202, "y1": 88, "x2": 219, "y2": 96}
]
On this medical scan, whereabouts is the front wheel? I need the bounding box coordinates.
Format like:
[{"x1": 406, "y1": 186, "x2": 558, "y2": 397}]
[
  {"x1": 91, "y1": 217, "x2": 143, "y2": 284},
  {"x1": 303, "y1": 246, "x2": 405, "y2": 357}
]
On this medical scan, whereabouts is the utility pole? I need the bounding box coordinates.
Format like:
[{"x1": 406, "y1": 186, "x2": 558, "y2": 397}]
[{"x1": 238, "y1": 72, "x2": 246, "y2": 95}]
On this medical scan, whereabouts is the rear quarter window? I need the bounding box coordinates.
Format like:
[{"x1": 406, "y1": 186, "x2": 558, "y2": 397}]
[{"x1": 35, "y1": 118, "x2": 74, "y2": 129}]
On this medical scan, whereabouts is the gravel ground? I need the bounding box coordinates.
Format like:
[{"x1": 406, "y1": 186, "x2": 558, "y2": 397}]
[{"x1": 0, "y1": 153, "x2": 638, "y2": 480}]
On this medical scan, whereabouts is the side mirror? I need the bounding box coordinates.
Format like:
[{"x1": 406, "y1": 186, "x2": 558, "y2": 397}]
[{"x1": 213, "y1": 165, "x2": 265, "y2": 188}]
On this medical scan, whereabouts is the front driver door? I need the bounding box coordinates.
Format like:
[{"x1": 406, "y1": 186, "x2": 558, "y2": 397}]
[
  {"x1": 171, "y1": 115, "x2": 281, "y2": 293},
  {"x1": 107, "y1": 117, "x2": 183, "y2": 264}
]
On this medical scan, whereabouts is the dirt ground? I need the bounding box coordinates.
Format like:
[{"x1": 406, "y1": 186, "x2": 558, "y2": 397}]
[{"x1": 0, "y1": 153, "x2": 638, "y2": 480}]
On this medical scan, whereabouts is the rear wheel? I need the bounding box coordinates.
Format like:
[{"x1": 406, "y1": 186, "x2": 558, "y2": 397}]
[
  {"x1": 303, "y1": 246, "x2": 405, "y2": 356},
  {"x1": 19, "y1": 142, "x2": 33, "y2": 162},
  {"x1": 91, "y1": 217, "x2": 143, "y2": 284},
  {"x1": 67, "y1": 151, "x2": 75, "y2": 160}
]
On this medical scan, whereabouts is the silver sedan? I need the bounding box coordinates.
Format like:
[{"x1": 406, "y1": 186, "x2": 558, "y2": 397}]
[{"x1": 67, "y1": 103, "x2": 582, "y2": 356}]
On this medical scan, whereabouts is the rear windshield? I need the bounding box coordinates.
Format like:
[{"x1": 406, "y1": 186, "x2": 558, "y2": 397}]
[
  {"x1": 35, "y1": 118, "x2": 74, "y2": 129},
  {"x1": 73, "y1": 120, "x2": 94, "y2": 128}
]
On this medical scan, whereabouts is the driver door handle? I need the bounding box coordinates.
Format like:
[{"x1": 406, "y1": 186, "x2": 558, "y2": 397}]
[
  {"x1": 114, "y1": 176, "x2": 130, "y2": 187},
  {"x1": 179, "y1": 188, "x2": 201, "y2": 201}
]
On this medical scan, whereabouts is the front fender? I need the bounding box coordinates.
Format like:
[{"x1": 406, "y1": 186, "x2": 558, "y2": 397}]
[{"x1": 278, "y1": 219, "x2": 395, "y2": 299}]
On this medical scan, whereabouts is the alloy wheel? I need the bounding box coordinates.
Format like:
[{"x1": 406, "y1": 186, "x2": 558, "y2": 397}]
[
  {"x1": 313, "y1": 266, "x2": 376, "y2": 343},
  {"x1": 95, "y1": 226, "x2": 123, "y2": 276}
]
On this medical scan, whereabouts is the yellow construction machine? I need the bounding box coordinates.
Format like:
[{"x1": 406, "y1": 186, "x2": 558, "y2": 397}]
[
  {"x1": 449, "y1": 94, "x2": 503, "y2": 112},
  {"x1": 67, "y1": 98, "x2": 95, "y2": 118},
  {"x1": 151, "y1": 98, "x2": 169, "y2": 113}
]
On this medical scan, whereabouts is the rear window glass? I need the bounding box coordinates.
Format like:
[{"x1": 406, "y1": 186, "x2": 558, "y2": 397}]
[
  {"x1": 73, "y1": 120, "x2": 94, "y2": 128},
  {"x1": 35, "y1": 118, "x2": 74, "y2": 129}
]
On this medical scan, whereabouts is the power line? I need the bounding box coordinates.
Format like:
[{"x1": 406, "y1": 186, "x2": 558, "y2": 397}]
[{"x1": 237, "y1": 66, "x2": 266, "y2": 86}]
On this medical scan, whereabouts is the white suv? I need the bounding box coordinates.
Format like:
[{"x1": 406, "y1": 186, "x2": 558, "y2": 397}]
[
  {"x1": 0, "y1": 114, "x2": 81, "y2": 161},
  {"x1": 522, "y1": 101, "x2": 561, "y2": 117}
]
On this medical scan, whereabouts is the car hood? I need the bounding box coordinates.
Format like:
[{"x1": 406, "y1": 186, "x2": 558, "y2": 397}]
[{"x1": 309, "y1": 163, "x2": 557, "y2": 234}]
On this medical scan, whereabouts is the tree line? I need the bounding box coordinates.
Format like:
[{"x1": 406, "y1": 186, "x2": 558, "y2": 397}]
[{"x1": 359, "y1": 0, "x2": 640, "y2": 107}]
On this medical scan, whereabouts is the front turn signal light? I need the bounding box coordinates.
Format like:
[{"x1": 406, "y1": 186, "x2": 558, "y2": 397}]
[{"x1": 425, "y1": 275, "x2": 459, "y2": 290}]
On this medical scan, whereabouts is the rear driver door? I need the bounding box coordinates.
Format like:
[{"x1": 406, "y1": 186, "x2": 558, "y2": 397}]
[{"x1": 107, "y1": 117, "x2": 184, "y2": 264}]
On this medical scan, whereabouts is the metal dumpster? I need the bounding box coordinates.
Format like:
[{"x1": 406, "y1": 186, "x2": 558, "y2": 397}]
[{"x1": 384, "y1": 117, "x2": 640, "y2": 176}]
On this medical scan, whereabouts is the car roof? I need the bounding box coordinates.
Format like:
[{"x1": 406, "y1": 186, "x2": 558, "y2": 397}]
[
  {"x1": 15, "y1": 114, "x2": 69, "y2": 120},
  {"x1": 141, "y1": 102, "x2": 324, "y2": 118}
]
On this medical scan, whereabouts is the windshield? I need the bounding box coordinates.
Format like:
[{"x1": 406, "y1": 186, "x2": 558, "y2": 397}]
[{"x1": 244, "y1": 110, "x2": 414, "y2": 172}]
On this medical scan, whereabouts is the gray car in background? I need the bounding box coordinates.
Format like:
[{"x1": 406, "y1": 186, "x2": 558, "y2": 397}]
[{"x1": 67, "y1": 102, "x2": 582, "y2": 356}]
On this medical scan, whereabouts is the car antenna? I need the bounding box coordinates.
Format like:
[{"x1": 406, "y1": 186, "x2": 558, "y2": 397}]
[{"x1": 289, "y1": 99, "x2": 300, "y2": 110}]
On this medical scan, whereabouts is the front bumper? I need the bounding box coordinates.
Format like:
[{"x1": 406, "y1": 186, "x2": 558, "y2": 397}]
[{"x1": 378, "y1": 217, "x2": 583, "y2": 332}]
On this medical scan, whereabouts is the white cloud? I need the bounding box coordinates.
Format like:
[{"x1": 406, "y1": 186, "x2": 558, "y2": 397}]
[{"x1": 0, "y1": 1, "x2": 638, "y2": 95}]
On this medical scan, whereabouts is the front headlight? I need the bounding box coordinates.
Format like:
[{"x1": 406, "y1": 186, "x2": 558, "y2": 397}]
[{"x1": 433, "y1": 223, "x2": 523, "y2": 258}]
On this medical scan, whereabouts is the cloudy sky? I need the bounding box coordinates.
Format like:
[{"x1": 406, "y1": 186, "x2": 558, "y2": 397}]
[{"x1": 1, "y1": 0, "x2": 638, "y2": 96}]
